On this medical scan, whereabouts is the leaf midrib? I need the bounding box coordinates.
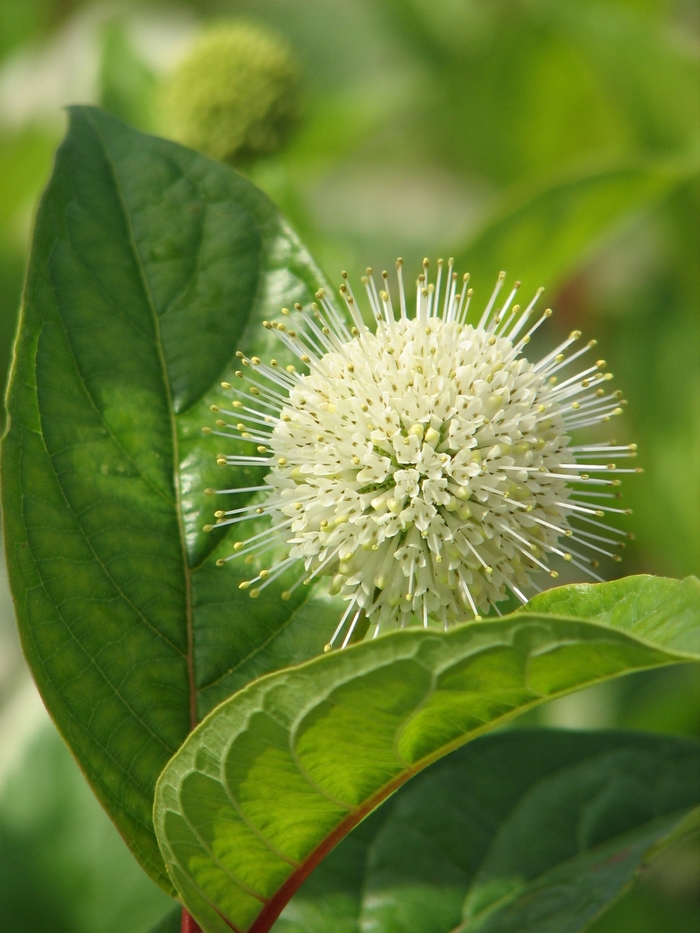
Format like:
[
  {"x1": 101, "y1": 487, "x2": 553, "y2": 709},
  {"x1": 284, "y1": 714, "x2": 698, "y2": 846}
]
[
  {"x1": 166, "y1": 612, "x2": 693, "y2": 933},
  {"x1": 42, "y1": 283, "x2": 186, "y2": 657},
  {"x1": 87, "y1": 111, "x2": 198, "y2": 730}
]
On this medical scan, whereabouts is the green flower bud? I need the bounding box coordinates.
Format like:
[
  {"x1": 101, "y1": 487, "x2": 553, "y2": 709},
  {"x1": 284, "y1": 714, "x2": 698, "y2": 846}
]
[{"x1": 162, "y1": 23, "x2": 301, "y2": 164}]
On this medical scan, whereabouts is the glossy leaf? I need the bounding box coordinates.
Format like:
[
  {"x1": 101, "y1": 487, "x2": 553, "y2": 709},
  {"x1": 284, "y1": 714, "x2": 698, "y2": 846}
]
[
  {"x1": 276, "y1": 728, "x2": 700, "y2": 933},
  {"x1": 1, "y1": 106, "x2": 340, "y2": 890},
  {"x1": 154, "y1": 574, "x2": 700, "y2": 933}
]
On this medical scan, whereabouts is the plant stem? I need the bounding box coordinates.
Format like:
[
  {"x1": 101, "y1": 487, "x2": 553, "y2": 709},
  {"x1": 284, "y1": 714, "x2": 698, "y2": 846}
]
[{"x1": 182, "y1": 908, "x2": 202, "y2": 933}]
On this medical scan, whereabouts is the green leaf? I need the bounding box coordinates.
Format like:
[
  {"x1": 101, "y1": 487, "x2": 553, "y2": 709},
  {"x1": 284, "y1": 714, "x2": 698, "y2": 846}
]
[
  {"x1": 457, "y1": 161, "x2": 695, "y2": 293},
  {"x1": 1, "y1": 106, "x2": 340, "y2": 891},
  {"x1": 273, "y1": 807, "x2": 387, "y2": 933},
  {"x1": 147, "y1": 907, "x2": 182, "y2": 933},
  {"x1": 154, "y1": 574, "x2": 700, "y2": 933},
  {"x1": 275, "y1": 728, "x2": 700, "y2": 933},
  {"x1": 587, "y1": 883, "x2": 700, "y2": 933},
  {"x1": 522, "y1": 574, "x2": 700, "y2": 652}
]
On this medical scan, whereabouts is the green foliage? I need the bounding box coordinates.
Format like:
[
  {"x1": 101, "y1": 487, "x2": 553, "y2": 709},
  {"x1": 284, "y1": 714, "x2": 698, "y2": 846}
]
[
  {"x1": 0, "y1": 719, "x2": 174, "y2": 933},
  {"x1": 5, "y1": 102, "x2": 700, "y2": 931},
  {"x1": 161, "y1": 22, "x2": 302, "y2": 164},
  {"x1": 147, "y1": 907, "x2": 181, "y2": 933},
  {"x1": 98, "y1": 19, "x2": 158, "y2": 131},
  {"x1": 589, "y1": 884, "x2": 700, "y2": 933},
  {"x1": 457, "y1": 161, "x2": 694, "y2": 293},
  {"x1": 275, "y1": 728, "x2": 700, "y2": 933},
  {"x1": 0, "y1": 0, "x2": 90, "y2": 59},
  {"x1": 606, "y1": 180, "x2": 700, "y2": 578},
  {"x1": 2, "y1": 1, "x2": 700, "y2": 926},
  {"x1": 542, "y1": 0, "x2": 700, "y2": 155},
  {"x1": 0, "y1": 126, "x2": 57, "y2": 430},
  {"x1": 0, "y1": 107, "x2": 339, "y2": 891},
  {"x1": 381, "y1": 0, "x2": 700, "y2": 180},
  {"x1": 154, "y1": 574, "x2": 700, "y2": 933}
]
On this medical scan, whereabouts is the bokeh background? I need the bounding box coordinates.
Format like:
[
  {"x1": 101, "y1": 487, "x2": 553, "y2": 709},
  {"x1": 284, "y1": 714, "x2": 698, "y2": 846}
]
[{"x1": 0, "y1": 1, "x2": 699, "y2": 930}]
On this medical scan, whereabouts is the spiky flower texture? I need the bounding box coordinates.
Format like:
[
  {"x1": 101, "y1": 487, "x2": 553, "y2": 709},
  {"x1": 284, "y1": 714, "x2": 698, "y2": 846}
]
[{"x1": 204, "y1": 261, "x2": 638, "y2": 649}]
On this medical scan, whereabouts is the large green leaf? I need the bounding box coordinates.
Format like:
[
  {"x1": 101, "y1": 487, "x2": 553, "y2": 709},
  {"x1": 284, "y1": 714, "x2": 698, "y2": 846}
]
[
  {"x1": 1, "y1": 106, "x2": 341, "y2": 890},
  {"x1": 154, "y1": 574, "x2": 700, "y2": 933},
  {"x1": 457, "y1": 161, "x2": 694, "y2": 293},
  {"x1": 275, "y1": 728, "x2": 700, "y2": 933}
]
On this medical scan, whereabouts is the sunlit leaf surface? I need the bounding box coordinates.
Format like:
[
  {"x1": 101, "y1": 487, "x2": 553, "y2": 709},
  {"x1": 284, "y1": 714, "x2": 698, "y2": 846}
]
[{"x1": 154, "y1": 575, "x2": 700, "y2": 932}]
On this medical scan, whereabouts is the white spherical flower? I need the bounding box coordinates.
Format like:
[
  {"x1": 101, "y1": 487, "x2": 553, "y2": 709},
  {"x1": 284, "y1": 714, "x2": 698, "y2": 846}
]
[{"x1": 204, "y1": 260, "x2": 638, "y2": 649}]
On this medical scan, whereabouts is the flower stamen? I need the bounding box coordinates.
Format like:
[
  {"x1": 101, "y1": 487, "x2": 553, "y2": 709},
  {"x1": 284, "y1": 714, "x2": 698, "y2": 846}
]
[{"x1": 204, "y1": 261, "x2": 637, "y2": 648}]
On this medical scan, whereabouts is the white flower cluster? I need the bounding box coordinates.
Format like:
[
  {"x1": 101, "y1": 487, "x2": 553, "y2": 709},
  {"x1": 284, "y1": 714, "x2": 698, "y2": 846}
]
[{"x1": 204, "y1": 260, "x2": 638, "y2": 648}]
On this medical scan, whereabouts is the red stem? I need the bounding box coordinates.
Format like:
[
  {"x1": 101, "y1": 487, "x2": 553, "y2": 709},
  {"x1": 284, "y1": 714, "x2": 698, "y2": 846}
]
[{"x1": 182, "y1": 908, "x2": 203, "y2": 933}]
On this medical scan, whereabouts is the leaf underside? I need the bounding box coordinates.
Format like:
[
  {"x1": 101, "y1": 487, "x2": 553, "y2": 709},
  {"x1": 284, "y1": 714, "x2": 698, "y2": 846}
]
[
  {"x1": 276, "y1": 727, "x2": 700, "y2": 933},
  {"x1": 154, "y1": 574, "x2": 700, "y2": 932}
]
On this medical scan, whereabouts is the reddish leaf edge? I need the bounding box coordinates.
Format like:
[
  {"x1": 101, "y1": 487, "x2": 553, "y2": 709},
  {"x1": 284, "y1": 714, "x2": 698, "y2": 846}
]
[
  {"x1": 182, "y1": 909, "x2": 203, "y2": 933},
  {"x1": 247, "y1": 763, "x2": 418, "y2": 933},
  {"x1": 164, "y1": 590, "x2": 700, "y2": 933},
  {"x1": 214, "y1": 666, "x2": 682, "y2": 933}
]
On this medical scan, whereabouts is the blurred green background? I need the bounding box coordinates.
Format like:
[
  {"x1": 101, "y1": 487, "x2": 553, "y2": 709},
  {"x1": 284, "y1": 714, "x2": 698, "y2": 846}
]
[{"x1": 0, "y1": 1, "x2": 698, "y2": 930}]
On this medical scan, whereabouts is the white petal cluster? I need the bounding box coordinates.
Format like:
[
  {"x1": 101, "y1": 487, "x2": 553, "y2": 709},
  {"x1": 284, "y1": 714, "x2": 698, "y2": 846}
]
[
  {"x1": 205, "y1": 261, "x2": 637, "y2": 648},
  {"x1": 267, "y1": 320, "x2": 572, "y2": 627}
]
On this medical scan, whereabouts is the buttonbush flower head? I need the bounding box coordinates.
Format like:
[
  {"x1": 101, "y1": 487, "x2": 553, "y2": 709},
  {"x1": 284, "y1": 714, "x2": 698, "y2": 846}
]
[
  {"x1": 162, "y1": 22, "x2": 301, "y2": 164},
  {"x1": 204, "y1": 260, "x2": 638, "y2": 649}
]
